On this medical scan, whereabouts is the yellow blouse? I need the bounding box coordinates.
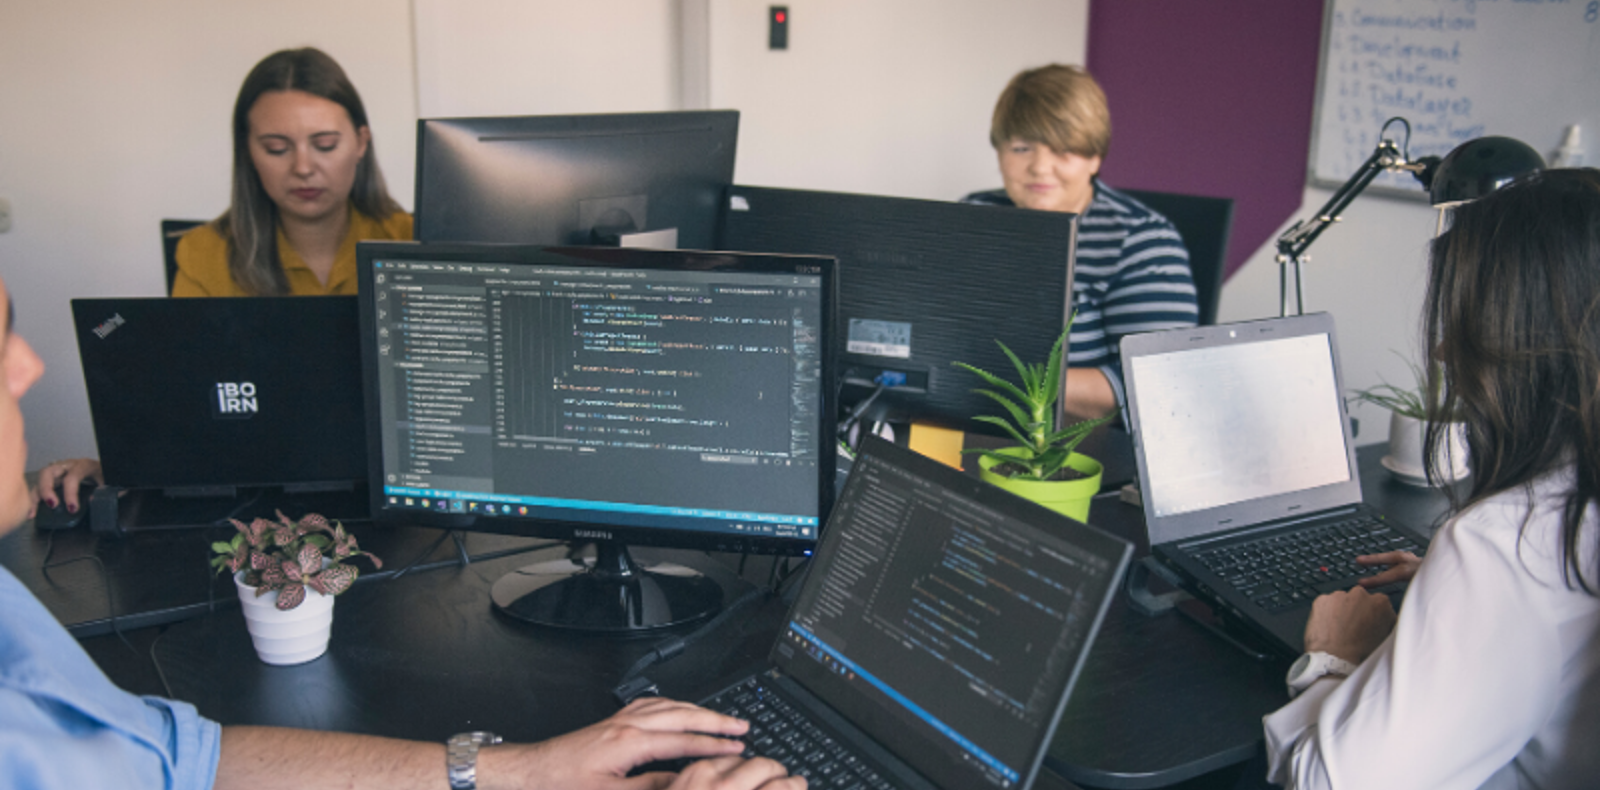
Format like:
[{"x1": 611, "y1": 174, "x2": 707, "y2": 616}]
[{"x1": 171, "y1": 208, "x2": 413, "y2": 296}]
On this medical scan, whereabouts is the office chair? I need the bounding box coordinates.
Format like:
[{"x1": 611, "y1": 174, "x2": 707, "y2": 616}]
[
  {"x1": 160, "y1": 219, "x2": 206, "y2": 295},
  {"x1": 1119, "y1": 189, "x2": 1235, "y2": 326}
]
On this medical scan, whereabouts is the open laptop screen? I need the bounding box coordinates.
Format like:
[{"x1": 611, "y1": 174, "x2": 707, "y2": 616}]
[
  {"x1": 1132, "y1": 333, "x2": 1349, "y2": 518},
  {"x1": 1123, "y1": 313, "x2": 1363, "y2": 546},
  {"x1": 775, "y1": 437, "x2": 1130, "y2": 789}
]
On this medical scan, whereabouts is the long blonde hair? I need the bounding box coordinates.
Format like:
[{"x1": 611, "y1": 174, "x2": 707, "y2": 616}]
[{"x1": 215, "y1": 48, "x2": 401, "y2": 295}]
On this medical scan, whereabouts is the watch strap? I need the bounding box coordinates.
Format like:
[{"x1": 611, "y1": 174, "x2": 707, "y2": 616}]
[{"x1": 446, "y1": 731, "x2": 501, "y2": 790}]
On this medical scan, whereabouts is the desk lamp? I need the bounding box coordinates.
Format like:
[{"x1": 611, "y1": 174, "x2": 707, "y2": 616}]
[{"x1": 1274, "y1": 118, "x2": 1544, "y2": 316}]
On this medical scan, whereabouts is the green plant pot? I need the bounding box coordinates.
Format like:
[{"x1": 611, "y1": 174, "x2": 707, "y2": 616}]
[{"x1": 977, "y1": 448, "x2": 1103, "y2": 522}]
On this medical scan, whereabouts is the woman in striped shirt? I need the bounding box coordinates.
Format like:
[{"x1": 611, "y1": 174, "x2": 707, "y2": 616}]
[{"x1": 964, "y1": 64, "x2": 1197, "y2": 420}]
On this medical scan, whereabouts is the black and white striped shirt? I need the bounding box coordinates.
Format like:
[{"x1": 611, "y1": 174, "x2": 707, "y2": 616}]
[{"x1": 962, "y1": 180, "x2": 1198, "y2": 404}]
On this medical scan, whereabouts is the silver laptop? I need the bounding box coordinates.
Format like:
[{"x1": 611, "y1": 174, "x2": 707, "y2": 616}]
[{"x1": 1121, "y1": 313, "x2": 1426, "y2": 656}]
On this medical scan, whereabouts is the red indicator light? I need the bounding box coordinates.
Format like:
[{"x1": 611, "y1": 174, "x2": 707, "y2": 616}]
[{"x1": 776, "y1": 11, "x2": 786, "y2": 22}]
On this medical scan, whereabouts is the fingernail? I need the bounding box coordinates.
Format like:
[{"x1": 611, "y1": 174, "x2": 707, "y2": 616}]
[
  {"x1": 67, "y1": 503, "x2": 77, "y2": 513},
  {"x1": 46, "y1": 499, "x2": 56, "y2": 509}
]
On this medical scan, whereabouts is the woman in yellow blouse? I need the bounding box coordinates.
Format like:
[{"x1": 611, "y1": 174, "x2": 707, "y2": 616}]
[
  {"x1": 172, "y1": 47, "x2": 411, "y2": 297},
  {"x1": 34, "y1": 48, "x2": 411, "y2": 512}
]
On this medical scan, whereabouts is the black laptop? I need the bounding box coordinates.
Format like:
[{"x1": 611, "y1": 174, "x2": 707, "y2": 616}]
[
  {"x1": 1120, "y1": 313, "x2": 1427, "y2": 656},
  {"x1": 70, "y1": 297, "x2": 366, "y2": 496},
  {"x1": 697, "y1": 436, "x2": 1131, "y2": 790}
]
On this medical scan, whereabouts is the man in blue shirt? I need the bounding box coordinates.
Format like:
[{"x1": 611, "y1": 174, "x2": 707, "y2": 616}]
[{"x1": 0, "y1": 274, "x2": 800, "y2": 790}]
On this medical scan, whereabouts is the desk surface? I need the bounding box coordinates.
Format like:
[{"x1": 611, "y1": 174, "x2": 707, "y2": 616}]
[{"x1": 3, "y1": 438, "x2": 1456, "y2": 790}]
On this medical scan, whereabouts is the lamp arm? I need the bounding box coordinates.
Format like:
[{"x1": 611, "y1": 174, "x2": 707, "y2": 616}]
[{"x1": 1276, "y1": 140, "x2": 1404, "y2": 262}]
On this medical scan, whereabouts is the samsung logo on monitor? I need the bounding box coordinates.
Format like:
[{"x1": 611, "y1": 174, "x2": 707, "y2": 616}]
[
  {"x1": 574, "y1": 528, "x2": 613, "y2": 540},
  {"x1": 214, "y1": 382, "x2": 258, "y2": 418}
]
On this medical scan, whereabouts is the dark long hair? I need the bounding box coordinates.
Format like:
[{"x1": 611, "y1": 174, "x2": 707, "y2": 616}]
[
  {"x1": 1423, "y1": 168, "x2": 1600, "y2": 593},
  {"x1": 216, "y1": 47, "x2": 401, "y2": 295}
]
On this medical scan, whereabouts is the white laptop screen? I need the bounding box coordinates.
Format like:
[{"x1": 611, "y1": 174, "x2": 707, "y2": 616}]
[{"x1": 1130, "y1": 332, "x2": 1351, "y2": 519}]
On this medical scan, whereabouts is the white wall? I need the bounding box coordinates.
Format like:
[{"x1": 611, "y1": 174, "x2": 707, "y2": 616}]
[
  {"x1": 1218, "y1": 190, "x2": 1440, "y2": 443},
  {"x1": 413, "y1": 0, "x2": 1089, "y2": 199},
  {"x1": 413, "y1": 0, "x2": 681, "y2": 117},
  {"x1": 709, "y1": 0, "x2": 1089, "y2": 200},
  {"x1": 0, "y1": 0, "x2": 417, "y2": 469}
]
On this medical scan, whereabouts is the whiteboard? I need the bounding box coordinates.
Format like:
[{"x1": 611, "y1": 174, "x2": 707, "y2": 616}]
[{"x1": 1311, "y1": 0, "x2": 1600, "y2": 196}]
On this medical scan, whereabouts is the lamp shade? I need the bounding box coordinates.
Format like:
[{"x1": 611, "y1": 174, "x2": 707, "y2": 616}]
[{"x1": 1430, "y1": 136, "x2": 1545, "y2": 206}]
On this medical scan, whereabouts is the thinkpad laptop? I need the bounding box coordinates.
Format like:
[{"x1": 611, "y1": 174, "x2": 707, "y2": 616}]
[
  {"x1": 70, "y1": 296, "x2": 366, "y2": 495},
  {"x1": 1121, "y1": 313, "x2": 1427, "y2": 657},
  {"x1": 697, "y1": 436, "x2": 1131, "y2": 790}
]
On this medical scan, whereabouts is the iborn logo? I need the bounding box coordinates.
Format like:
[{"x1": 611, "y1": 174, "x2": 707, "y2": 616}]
[{"x1": 213, "y1": 382, "x2": 258, "y2": 418}]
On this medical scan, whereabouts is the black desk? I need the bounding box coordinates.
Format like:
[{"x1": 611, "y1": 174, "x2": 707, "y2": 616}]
[{"x1": 3, "y1": 442, "x2": 1454, "y2": 790}]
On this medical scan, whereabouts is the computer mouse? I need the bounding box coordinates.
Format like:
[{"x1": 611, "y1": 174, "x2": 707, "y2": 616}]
[{"x1": 32, "y1": 480, "x2": 96, "y2": 531}]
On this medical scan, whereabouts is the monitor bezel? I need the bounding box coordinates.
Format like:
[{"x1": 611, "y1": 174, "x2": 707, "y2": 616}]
[{"x1": 357, "y1": 242, "x2": 838, "y2": 557}]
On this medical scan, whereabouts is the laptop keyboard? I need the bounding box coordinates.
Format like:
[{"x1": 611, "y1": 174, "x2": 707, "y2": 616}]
[
  {"x1": 1195, "y1": 515, "x2": 1425, "y2": 613},
  {"x1": 704, "y1": 676, "x2": 897, "y2": 790}
]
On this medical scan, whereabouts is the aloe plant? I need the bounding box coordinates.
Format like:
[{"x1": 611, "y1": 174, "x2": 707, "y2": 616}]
[
  {"x1": 211, "y1": 511, "x2": 382, "y2": 610},
  {"x1": 953, "y1": 325, "x2": 1113, "y2": 481}
]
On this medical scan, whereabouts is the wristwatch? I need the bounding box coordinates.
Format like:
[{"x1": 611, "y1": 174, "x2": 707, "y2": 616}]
[
  {"x1": 1286, "y1": 651, "x2": 1358, "y2": 698},
  {"x1": 446, "y1": 731, "x2": 502, "y2": 790}
]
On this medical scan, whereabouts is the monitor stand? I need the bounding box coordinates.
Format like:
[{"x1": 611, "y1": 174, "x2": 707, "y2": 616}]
[{"x1": 489, "y1": 541, "x2": 723, "y2": 633}]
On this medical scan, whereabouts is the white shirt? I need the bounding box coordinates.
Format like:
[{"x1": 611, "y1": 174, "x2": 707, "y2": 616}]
[{"x1": 1264, "y1": 470, "x2": 1600, "y2": 789}]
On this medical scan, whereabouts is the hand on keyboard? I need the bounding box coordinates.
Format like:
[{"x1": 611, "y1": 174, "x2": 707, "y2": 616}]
[
  {"x1": 1305, "y1": 586, "x2": 1398, "y2": 664},
  {"x1": 1355, "y1": 550, "x2": 1423, "y2": 589},
  {"x1": 666, "y1": 755, "x2": 805, "y2": 790}
]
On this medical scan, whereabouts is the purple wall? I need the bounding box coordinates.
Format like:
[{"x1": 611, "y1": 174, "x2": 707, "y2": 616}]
[{"x1": 1087, "y1": 2, "x2": 1326, "y2": 280}]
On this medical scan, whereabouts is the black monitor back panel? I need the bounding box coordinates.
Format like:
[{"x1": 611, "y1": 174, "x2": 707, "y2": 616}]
[
  {"x1": 719, "y1": 185, "x2": 1077, "y2": 433},
  {"x1": 415, "y1": 111, "x2": 738, "y2": 250}
]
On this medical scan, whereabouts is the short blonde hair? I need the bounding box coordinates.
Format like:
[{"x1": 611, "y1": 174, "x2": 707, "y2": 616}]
[{"x1": 989, "y1": 64, "x2": 1111, "y2": 160}]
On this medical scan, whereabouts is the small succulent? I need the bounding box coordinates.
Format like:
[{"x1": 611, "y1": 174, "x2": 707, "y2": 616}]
[{"x1": 210, "y1": 512, "x2": 382, "y2": 610}]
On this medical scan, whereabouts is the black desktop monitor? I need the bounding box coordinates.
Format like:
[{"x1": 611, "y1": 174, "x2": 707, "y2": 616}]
[
  {"x1": 718, "y1": 186, "x2": 1078, "y2": 434},
  {"x1": 415, "y1": 111, "x2": 738, "y2": 249},
  {"x1": 358, "y1": 242, "x2": 835, "y2": 632}
]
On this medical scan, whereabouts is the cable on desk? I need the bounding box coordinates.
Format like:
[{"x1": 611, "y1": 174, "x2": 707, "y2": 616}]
[
  {"x1": 370, "y1": 530, "x2": 564, "y2": 585},
  {"x1": 39, "y1": 534, "x2": 137, "y2": 656},
  {"x1": 211, "y1": 488, "x2": 267, "y2": 526},
  {"x1": 384, "y1": 528, "x2": 456, "y2": 581},
  {"x1": 612, "y1": 585, "x2": 773, "y2": 707},
  {"x1": 774, "y1": 556, "x2": 811, "y2": 600},
  {"x1": 147, "y1": 626, "x2": 177, "y2": 700},
  {"x1": 765, "y1": 555, "x2": 785, "y2": 590}
]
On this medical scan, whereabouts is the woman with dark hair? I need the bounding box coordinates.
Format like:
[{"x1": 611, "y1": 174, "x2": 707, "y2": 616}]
[
  {"x1": 1264, "y1": 169, "x2": 1600, "y2": 789},
  {"x1": 172, "y1": 47, "x2": 411, "y2": 296}
]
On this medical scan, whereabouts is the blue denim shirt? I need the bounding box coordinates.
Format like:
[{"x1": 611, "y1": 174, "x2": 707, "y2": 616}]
[{"x1": 0, "y1": 566, "x2": 221, "y2": 789}]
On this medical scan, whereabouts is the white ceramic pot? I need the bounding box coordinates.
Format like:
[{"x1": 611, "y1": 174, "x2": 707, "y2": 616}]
[
  {"x1": 234, "y1": 572, "x2": 335, "y2": 665},
  {"x1": 1383, "y1": 412, "x2": 1470, "y2": 487}
]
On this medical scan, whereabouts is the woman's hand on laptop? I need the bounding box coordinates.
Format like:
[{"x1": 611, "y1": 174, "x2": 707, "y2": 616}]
[
  {"x1": 1355, "y1": 550, "x2": 1422, "y2": 589},
  {"x1": 1304, "y1": 587, "x2": 1397, "y2": 665},
  {"x1": 30, "y1": 457, "x2": 102, "y2": 516}
]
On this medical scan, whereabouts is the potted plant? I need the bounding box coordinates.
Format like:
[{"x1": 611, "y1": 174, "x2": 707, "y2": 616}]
[
  {"x1": 210, "y1": 512, "x2": 382, "y2": 665},
  {"x1": 954, "y1": 327, "x2": 1113, "y2": 521},
  {"x1": 1349, "y1": 355, "x2": 1468, "y2": 487}
]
